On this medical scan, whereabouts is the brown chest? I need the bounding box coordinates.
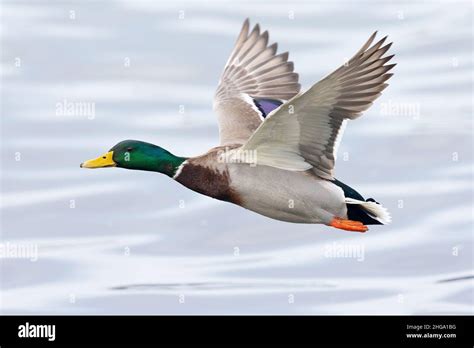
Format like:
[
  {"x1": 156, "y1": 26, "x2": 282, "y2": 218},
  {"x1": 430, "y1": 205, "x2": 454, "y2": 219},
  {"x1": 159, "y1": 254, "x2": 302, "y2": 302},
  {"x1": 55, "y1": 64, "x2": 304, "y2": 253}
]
[{"x1": 174, "y1": 162, "x2": 242, "y2": 204}]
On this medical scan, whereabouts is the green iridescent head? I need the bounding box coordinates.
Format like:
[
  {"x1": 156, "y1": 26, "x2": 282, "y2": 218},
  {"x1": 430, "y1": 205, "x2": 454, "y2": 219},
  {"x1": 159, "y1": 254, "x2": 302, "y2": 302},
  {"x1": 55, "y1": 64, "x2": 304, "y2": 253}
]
[{"x1": 80, "y1": 140, "x2": 186, "y2": 177}]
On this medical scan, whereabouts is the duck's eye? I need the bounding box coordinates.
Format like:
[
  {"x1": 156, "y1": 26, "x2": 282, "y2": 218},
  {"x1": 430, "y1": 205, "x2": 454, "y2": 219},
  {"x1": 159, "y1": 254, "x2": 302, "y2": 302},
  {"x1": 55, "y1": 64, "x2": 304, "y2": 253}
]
[
  {"x1": 102, "y1": 156, "x2": 106, "y2": 159},
  {"x1": 126, "y1": 147, "x2": 133, "y2": 152}
]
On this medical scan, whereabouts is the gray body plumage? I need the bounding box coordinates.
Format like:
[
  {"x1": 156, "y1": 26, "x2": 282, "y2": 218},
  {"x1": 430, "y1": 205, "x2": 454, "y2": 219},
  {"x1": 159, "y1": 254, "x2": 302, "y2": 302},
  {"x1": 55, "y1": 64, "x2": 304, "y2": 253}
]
[
  {"x1": 174, "y1": 147, "x2": 346, "y2": 224},
  {"x1": 228, "y1": 163, "x2": 346, "y2": 223}
]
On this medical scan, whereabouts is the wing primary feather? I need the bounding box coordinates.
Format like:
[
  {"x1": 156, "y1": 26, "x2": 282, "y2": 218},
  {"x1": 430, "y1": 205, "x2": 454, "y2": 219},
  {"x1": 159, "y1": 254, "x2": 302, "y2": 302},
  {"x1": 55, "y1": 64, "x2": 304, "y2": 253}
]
[
  {"x1": 238, "y1": 31, "x2": 395, "y2": 178},
  {"x1": 214, "y1": 19, "x2": 301, "y2": 145}
]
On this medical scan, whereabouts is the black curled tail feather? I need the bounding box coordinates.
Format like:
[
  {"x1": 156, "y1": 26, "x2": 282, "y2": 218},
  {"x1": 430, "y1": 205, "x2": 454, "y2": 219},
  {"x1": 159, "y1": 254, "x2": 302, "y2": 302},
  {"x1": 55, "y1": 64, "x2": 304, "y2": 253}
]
[
  {"x1": 347, "y1": 202, "x2": 383, "y2": 225},
  {"x1": 332, "y1": 179, "x2": 390, "y2": 225}
]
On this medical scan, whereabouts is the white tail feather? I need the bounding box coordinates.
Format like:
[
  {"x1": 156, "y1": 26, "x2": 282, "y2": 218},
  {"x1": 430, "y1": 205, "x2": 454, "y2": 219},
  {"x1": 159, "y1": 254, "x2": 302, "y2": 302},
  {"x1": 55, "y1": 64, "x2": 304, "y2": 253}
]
[{"x1": 345, "y1": 198, "x2": 392, "y2": 224}]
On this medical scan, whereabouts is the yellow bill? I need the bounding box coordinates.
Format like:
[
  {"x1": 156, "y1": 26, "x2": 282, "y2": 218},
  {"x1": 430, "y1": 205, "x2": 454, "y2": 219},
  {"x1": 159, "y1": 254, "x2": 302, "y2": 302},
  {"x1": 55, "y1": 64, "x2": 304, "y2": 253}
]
[{"x1": 81, "y1": 151, "x2": 116, "y2": 169}]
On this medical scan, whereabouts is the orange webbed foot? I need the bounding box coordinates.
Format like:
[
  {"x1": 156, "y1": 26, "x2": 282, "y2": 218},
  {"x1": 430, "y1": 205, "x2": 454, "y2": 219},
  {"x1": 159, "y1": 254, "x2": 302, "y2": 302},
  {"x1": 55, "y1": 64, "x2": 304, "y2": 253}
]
[{"x1": 329, "y1": 217, "x2": 368, "y2": 233}]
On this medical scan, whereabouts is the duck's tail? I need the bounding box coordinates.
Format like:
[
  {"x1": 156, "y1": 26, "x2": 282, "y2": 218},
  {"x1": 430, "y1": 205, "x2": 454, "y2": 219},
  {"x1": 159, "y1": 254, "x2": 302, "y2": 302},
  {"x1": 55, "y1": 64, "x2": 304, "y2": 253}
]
[{"x1": 345, "y1": 198, "x2": 392, "y2": 225}]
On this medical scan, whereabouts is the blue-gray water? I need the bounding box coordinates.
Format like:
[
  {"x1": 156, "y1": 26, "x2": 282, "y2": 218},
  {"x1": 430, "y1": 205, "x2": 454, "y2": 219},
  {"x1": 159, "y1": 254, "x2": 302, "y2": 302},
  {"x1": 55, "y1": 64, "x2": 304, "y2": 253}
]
[{"x1": 1, "y1": 0, "x2": 473, "y2": 314}]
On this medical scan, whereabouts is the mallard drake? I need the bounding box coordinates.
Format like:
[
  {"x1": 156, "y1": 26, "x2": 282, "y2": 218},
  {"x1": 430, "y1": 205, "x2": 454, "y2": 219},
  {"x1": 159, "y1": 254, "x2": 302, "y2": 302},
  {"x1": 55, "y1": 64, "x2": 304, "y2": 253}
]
[{"x1": 81, "y1": 19, "x2": 394, "y2": 232}]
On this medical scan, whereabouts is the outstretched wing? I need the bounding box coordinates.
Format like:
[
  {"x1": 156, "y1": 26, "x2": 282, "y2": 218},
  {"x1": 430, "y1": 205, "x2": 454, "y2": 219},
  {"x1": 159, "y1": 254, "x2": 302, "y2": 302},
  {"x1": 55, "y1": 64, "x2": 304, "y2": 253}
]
[
  {"x1": 238, "y1": 32, "x2": 395, "y2": 179},
  {"x1": 213, "y1": 19, "x2": 300, "y2": 145}
]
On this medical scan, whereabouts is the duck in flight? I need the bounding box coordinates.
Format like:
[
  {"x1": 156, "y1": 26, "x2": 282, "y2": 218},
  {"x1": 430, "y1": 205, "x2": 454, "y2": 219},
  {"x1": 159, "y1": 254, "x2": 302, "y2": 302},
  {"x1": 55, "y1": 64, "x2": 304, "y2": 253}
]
[{"x1": 81, "y1": 19, "x2": 394, "y2": 232}]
